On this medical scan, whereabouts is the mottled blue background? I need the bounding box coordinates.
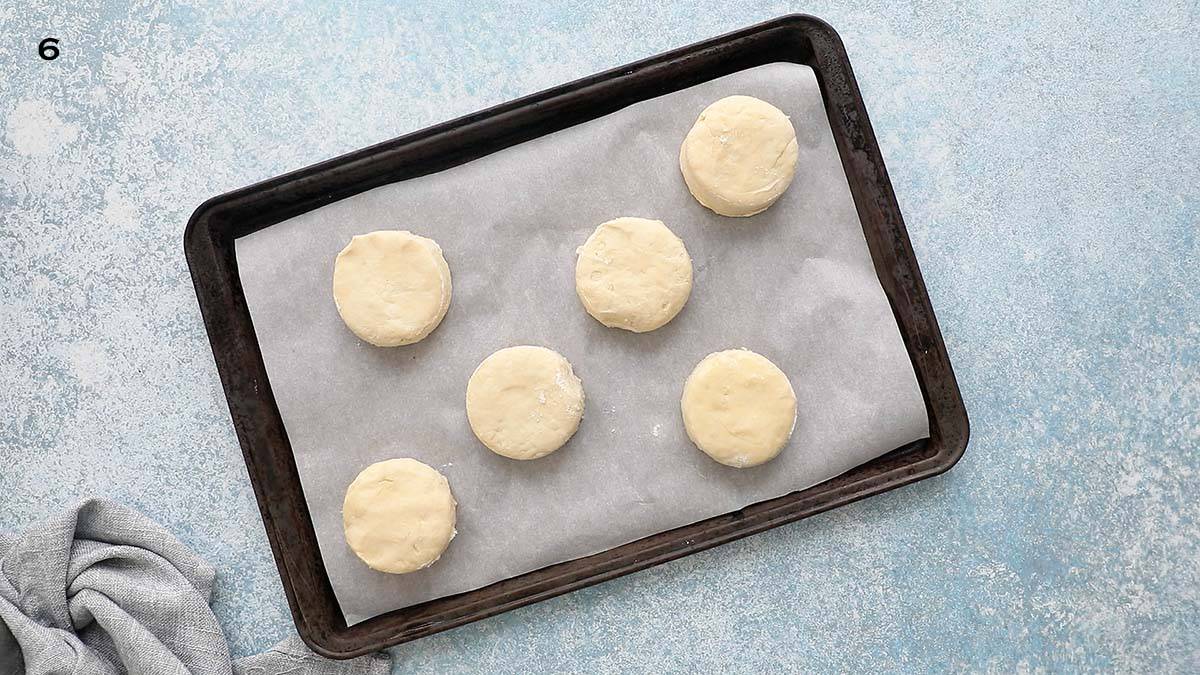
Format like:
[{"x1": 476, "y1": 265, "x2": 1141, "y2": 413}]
[{"x1": 1, "y1": 1, "x2": 1197, "y2": 672}]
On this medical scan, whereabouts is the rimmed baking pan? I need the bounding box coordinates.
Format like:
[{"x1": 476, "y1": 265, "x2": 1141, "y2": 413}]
[{"x1": 185, "y1": 13, "x2": 968, "y2": 659}]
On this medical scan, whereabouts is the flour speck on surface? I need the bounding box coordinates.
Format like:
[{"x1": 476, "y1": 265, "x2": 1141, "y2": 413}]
[{"x1": 5, "y1": 100, "x2": 78, "y2": 157}]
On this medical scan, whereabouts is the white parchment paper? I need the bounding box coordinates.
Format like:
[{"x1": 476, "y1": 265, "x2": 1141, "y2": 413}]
[{"x1": 236, "y1": 62, "x2": 929, "y2": 624}]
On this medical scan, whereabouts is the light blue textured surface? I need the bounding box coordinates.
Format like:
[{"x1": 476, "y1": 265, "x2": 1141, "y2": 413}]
[{"x1": 1, "y1": 1, "x2": 1197, "y2": 672}]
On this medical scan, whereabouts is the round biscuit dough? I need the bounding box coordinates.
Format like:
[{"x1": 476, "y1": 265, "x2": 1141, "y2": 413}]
[
  {"x1": 575, "y1": 217, "x2": 693, "y2": 333},
  {"x1": 679, "y1": 95, "x2": 800, "y2": 217},
  {"x1": 681, "y1": 349, "x2": 797, "y2": 468},
  {"x1": 466, "y1": 346, "x2": 585, "y2": 460},
  {"x1": 332, "y1": 230, "x2": 452, "y2": 347},
  {"x1": 342, "y1": 458, "x2": 457, "y2": 574}
]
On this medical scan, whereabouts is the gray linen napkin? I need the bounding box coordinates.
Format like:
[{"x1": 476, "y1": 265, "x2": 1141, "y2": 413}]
[{"x1": 0, "y1": 498, "x2": 390, "y2": 674}]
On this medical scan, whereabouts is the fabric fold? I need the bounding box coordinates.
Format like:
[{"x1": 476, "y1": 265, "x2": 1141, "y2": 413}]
[{"x1": 0, "y1": 498, "x2": 389, "y2": 675}]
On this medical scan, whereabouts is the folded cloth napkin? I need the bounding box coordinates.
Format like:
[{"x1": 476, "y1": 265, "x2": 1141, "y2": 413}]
[{"x1": 0, "y1": 499, "x2": 389, "y2": 675}]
